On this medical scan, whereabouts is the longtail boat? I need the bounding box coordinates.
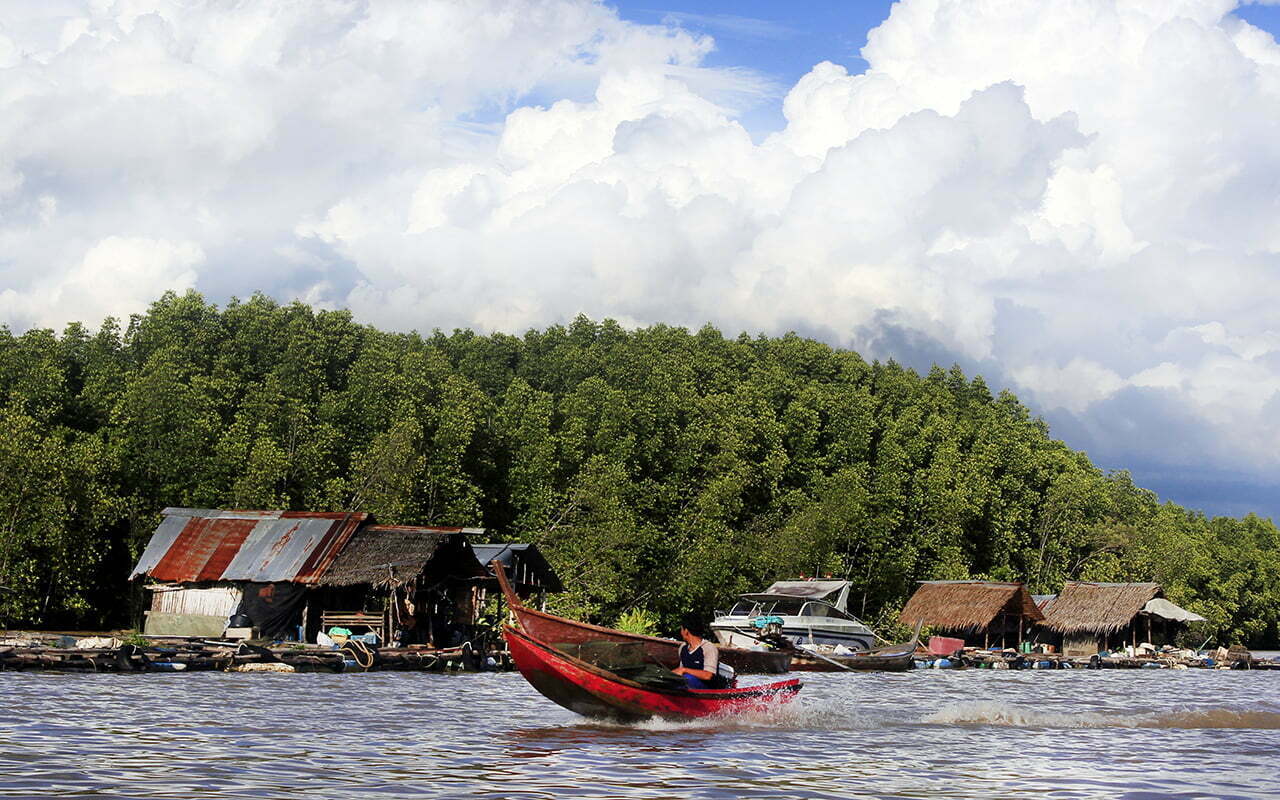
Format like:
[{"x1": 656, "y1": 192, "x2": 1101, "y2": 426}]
[
  {"x1": 492, "y1": 561, "x2": 791, "y2": 674},
  {"x1": 503, "y1": 625, "x2": 801, "y2": 721}
]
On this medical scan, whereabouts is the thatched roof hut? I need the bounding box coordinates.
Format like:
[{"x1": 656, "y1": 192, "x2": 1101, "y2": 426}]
[
  {"x1": 1039, "y1": 582, "x2": 1207, "y2": 654},
  {"x1": 316, "y1": 525, "x2": 486, "y2": 588},
  {"x1": 1039, "y1": 582, "x2": 1162, "y2": 634},
  {"x1": 899, "y1": 581, "x2": 1044, "y2": 646},
  {"x1": 900, "y1": 581, "x2": 1044, "y2": 630}
]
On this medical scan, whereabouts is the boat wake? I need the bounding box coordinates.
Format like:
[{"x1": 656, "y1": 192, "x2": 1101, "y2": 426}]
[
  {"x1": 924, "y1": 701, "x2": 1280, "y2": 729},
  {"x1": 601, "y1": 699, "x2": 887, "y2": 733}
]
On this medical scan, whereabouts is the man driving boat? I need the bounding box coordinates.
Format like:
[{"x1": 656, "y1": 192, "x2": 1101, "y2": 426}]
[{"x1": 673, "y1": 614, "x2": 723, "y2": 689}]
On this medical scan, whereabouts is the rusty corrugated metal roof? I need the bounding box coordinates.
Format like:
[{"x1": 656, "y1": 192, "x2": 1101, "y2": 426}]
[{"x1": 131, "y1": 508, "x2": 369, "y2": 584}]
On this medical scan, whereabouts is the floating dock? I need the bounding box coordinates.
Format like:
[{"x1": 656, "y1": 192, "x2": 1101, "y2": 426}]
[{"x1": 0, "y1": 633, "x2": 510, "y2": 674}]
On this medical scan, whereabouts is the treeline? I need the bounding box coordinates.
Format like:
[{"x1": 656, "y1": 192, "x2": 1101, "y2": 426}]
[{"x1": 1, "y1": 291, "x2": 1276, "y2": 646}]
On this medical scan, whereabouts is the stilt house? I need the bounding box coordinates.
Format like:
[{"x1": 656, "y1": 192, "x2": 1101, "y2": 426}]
[
  {"x1": 899, "y1": 580, "x2": 1045, "y2": 648},
  {"x1": 131, "y1": 508, "x2": 487, "y2": 645}
]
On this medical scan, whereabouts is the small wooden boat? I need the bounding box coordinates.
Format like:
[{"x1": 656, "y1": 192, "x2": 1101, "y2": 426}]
[
  {"x1": 715, "y1": 619, "x2": 921, "y2": 673},
  {"x1": 492, "y1": 561, "x2": 791, "y2": 674},
  {"x1": 503, "y1": 625, "x2": 802, "y2": 721},
  {"x1": 786, "y1": 639, "x2": 918, "y2": 672}
]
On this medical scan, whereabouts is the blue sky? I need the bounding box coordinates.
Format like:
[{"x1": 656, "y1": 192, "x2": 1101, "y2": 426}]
[
  {"x1": 612, "y1": 2, "x2": 893, "y2": 77},
  {"x1": 2, "y1": 1, "x2": 1279, "y2": 520},
  {"x1": 613, "y1": 1, "x2": 896, "y2": 128}
]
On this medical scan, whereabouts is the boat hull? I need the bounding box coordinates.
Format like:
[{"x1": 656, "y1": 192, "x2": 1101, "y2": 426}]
[{"x1": 503, "y1": 626, "x2": 802, "y2": 721}]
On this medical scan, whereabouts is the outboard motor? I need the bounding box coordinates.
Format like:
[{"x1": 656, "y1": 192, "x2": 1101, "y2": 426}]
[
  {"x1": 715, "y1": 660, "x2": 737, "y2": 688},
  {"x1": 751, "y1": 615, "x2": 790, "y2": 649}
]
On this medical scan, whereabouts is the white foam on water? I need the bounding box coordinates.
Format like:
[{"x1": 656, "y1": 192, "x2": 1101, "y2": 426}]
[{"x1": 924, "y1": 701, "x2": 1280, "y2": 729}]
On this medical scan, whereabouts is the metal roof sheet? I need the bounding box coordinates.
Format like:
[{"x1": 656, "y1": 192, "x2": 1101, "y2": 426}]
[
  {"x1": 471, "y1": 543, "x2": 531, "y2": 566},
  {"x1": 131, "y1": 508, "x2": 368, "y2": 584},
  {"x1": 130, "y1": 512, "x2": 194, "y2": 578},
  {"x1": 472, "y1": 543, "x2": 563, "y2": 592}
]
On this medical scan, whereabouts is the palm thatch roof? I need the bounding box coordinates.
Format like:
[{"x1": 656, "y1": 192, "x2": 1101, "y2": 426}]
[
  {"x1": 899, "y1": 581, "x2": 1044, "y2": 631},
  {"x1": 317, "y1": 526, "x2": 485, "y2": 588},
  {"x1": 1040, "y1": 582, "x2": 1162, "y2": 634}
]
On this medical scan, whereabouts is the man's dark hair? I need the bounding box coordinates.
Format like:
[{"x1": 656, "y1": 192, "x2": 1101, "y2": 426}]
[{"x1": 680, "y1": 614, "x2": 705, "y2": 636}]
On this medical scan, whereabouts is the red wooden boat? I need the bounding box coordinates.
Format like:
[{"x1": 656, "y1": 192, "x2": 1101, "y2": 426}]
[
  {"x1": 503, "y1": 625, "x2": 802, "y2": 721},
  {"x1": 491, "y1": 561, "x2": 791, "y2": 674}
]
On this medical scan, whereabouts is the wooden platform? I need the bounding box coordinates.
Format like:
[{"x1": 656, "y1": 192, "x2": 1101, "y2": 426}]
[{"x1": 0, "y1": 636, "x2": 509, "y2": 674}]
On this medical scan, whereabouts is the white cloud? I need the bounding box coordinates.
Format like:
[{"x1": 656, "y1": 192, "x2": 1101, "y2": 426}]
[
  {"x1": 1013, "y1": 359, "x2": 1127, "y2": 414},
  {"x1": 2, "y1": 0, "x2": 1280, "y2": 508},
  {"x1": 0, "y1": 235, "x2": 202, "y2": 329}
]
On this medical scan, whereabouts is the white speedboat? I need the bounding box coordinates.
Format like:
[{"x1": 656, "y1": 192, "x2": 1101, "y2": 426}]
[{"x1": 711, "y1": 580, "x2": 876, "y2": 651}]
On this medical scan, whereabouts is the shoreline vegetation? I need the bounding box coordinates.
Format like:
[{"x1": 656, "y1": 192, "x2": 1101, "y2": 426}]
[{"x1": 1, "y1": 291, "x2": 1276, "y2": 647}]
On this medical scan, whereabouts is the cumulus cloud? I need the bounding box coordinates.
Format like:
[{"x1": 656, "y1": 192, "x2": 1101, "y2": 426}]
[
  {"x1": 0, "y1": 0, "x2": 758, "y2": 329},
  {"x1": 1, "y1": 0, "x2": 1279, "y2": 513}
]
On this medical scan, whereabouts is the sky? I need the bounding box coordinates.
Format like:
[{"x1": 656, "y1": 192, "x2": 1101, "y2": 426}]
[{"x1": 1, "y1": 1, "x2": 1279, "y2": 521}]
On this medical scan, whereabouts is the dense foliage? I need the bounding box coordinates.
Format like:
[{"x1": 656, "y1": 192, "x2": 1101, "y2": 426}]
[{"x1": 1, "y1": 291, "x2": 1276, "y2": 646}]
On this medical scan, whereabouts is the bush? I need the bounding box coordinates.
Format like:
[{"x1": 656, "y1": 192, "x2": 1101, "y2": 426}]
[{"x1": 614, "y1": 608, "x2": 660, "y2": 637}]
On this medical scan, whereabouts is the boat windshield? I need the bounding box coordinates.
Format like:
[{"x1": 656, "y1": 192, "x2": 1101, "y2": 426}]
[
  {"x1": 798, "y1": 601, "x2": 857, "y2": 621},
  {"x1": 747, "y1": 597, "x2": 864, "y2": 621},
  {"x1": 728, "y1": 600, "x2": 759, "y2": 616},
  {"x1": 758, "y1": 599, "x2": 806, "y2": 616}
]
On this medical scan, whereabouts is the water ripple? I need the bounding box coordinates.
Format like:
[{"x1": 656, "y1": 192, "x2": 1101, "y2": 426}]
[{"x1": 3, "y1": 670, "x2": 1279, "y2": 798}]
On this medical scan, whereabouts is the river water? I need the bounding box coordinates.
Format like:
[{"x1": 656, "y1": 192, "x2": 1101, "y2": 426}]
[{"x1": 4, "y1": 668, "x2": 1279, "y2": 799}]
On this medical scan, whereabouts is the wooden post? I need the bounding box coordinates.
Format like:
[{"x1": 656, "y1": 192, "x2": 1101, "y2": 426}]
[{"x1": 386, "y1": 585, "x2": 397, "y2": 646}]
